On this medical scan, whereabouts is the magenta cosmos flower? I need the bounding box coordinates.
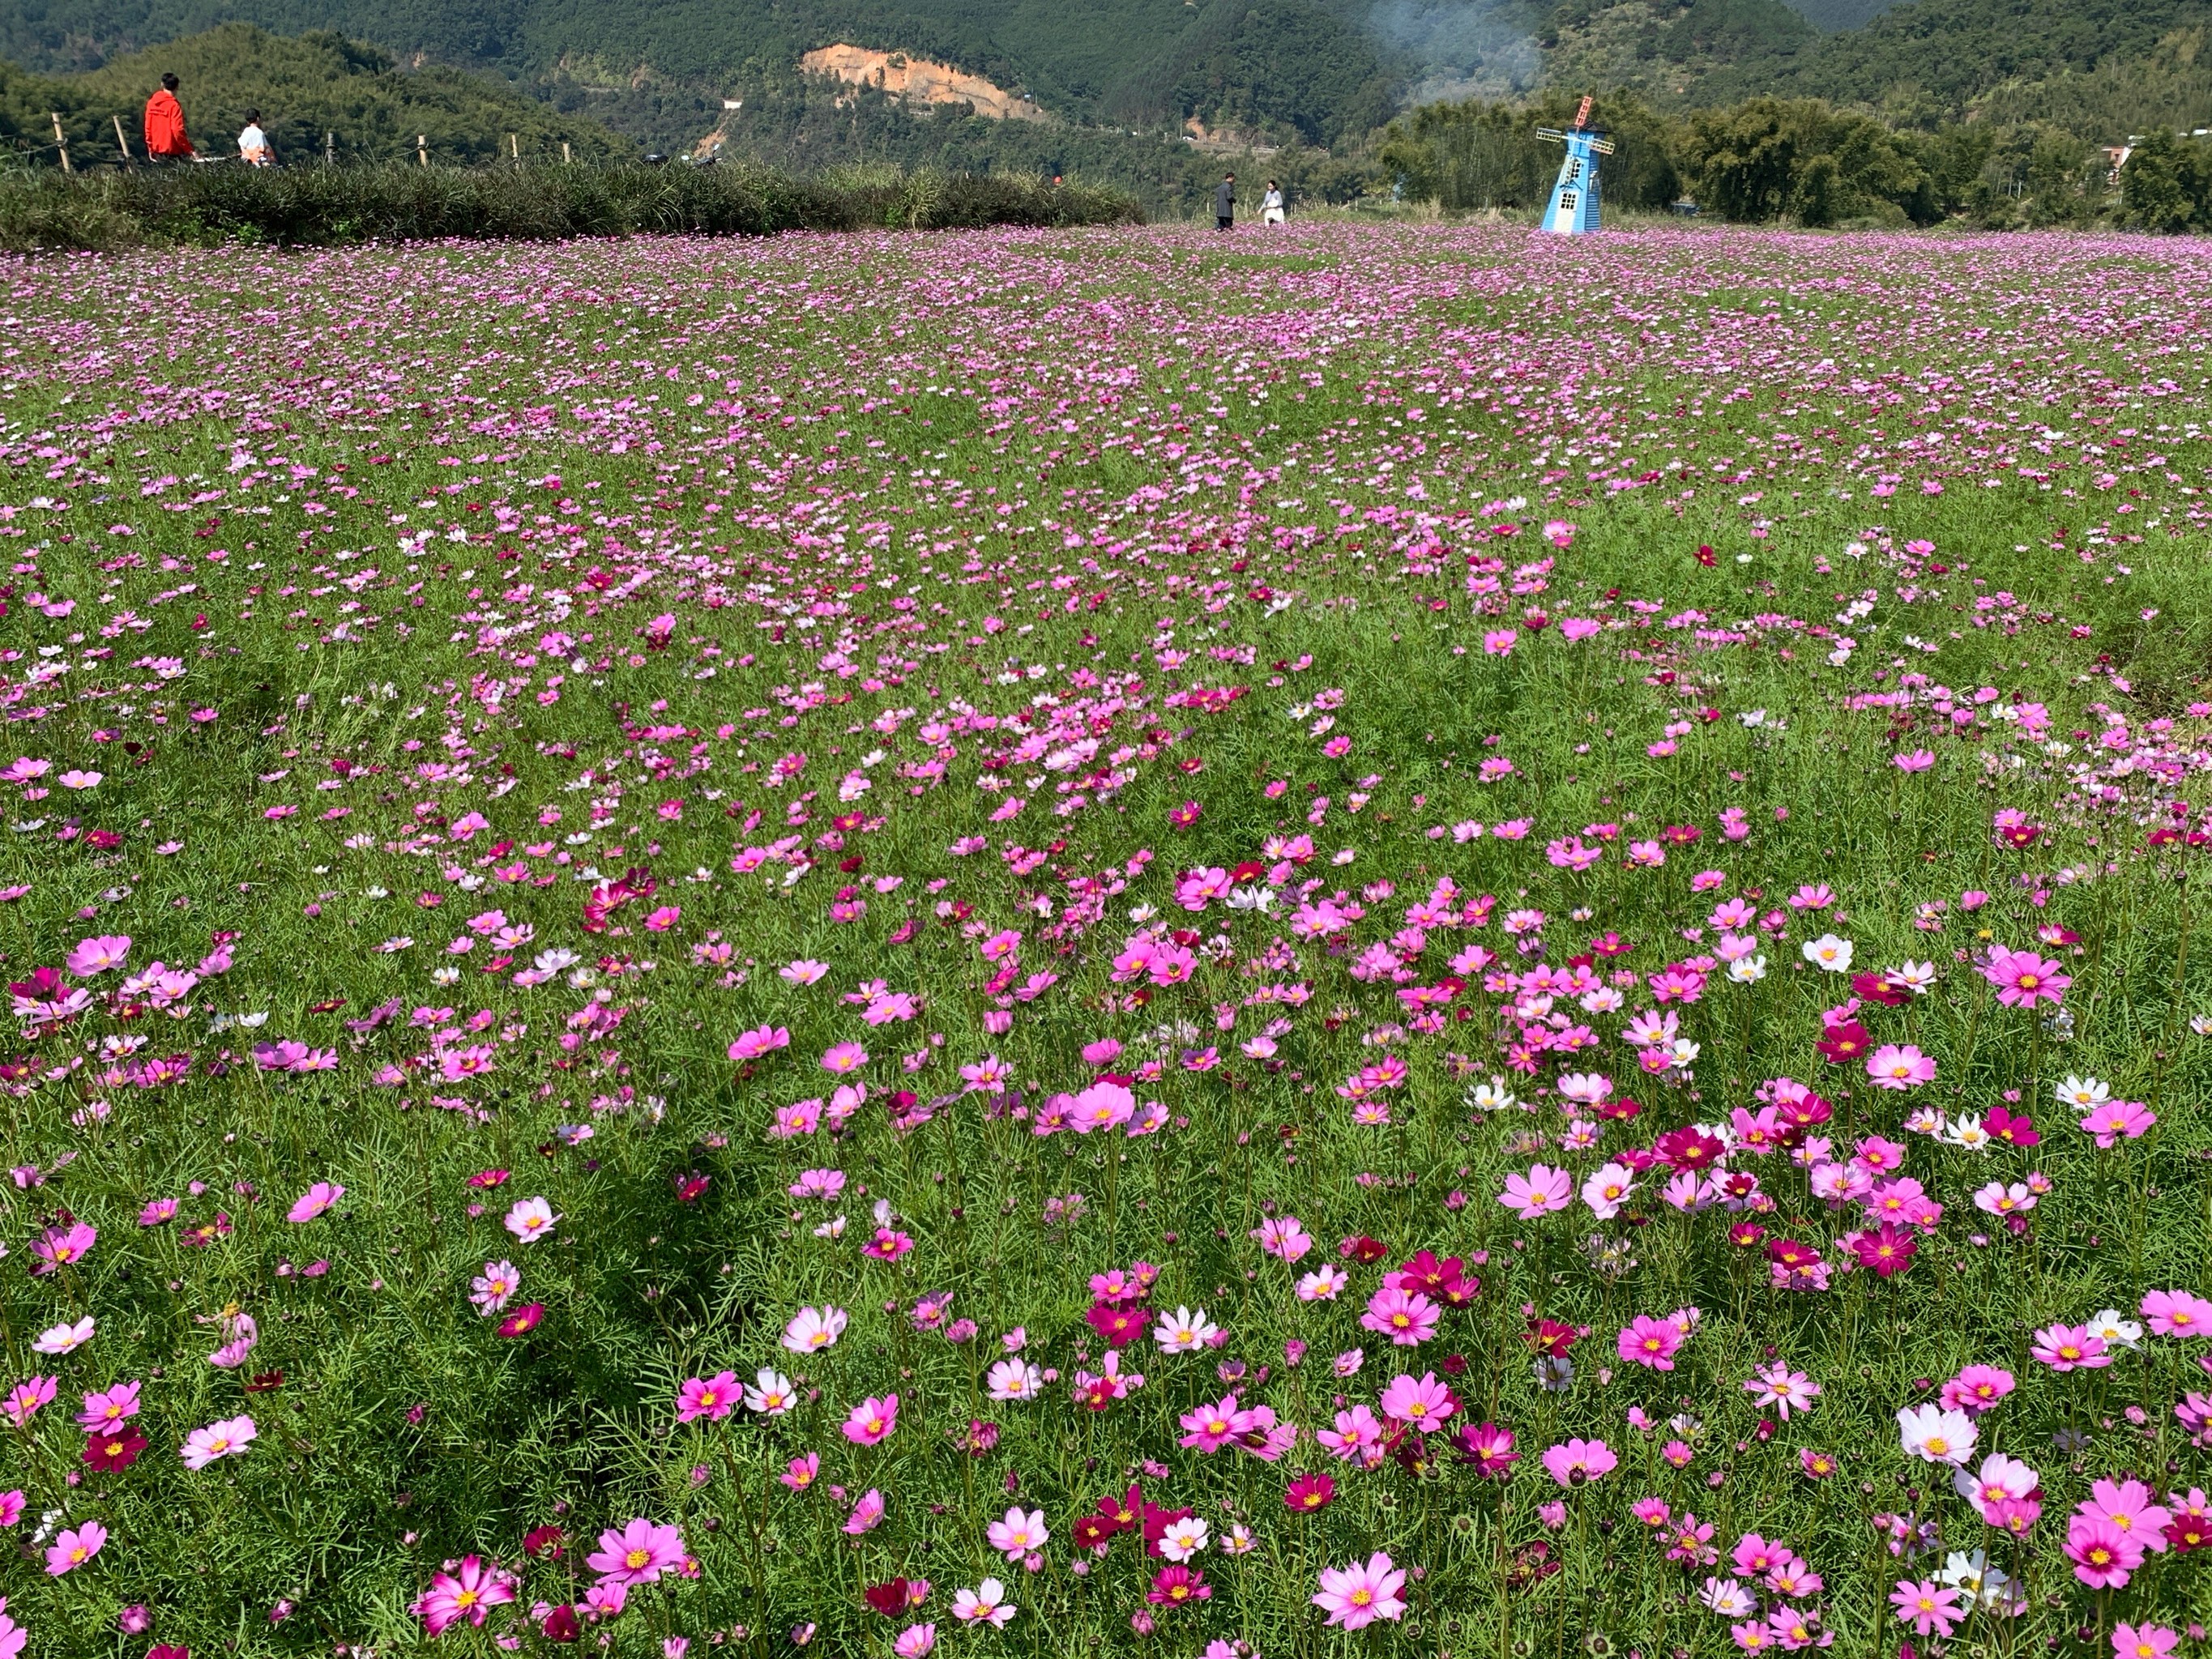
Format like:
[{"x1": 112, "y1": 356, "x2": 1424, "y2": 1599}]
[
  {"x1": 1981, "y1": 948, "x2": 2069, "y2": 1007},
  {"x1": 842, "y1": 1392, "x2": 899, "y2": 1446},
  {"x1": 413, "y1": 1555, "x2": 518, "y2": 1634},
  {"x1": 586, "y1": 1517, "x2": 686, "y2": 1587},
  {"x1": 1311, "y1": 1550, "x2": 1406, "y2": 1629},
  {"x1": 675, "y1": 1371, "x2": 740, "y2": 1423},
  {"x1": 1618, "y1": 1315, "x2": 1685, "y2": 1371}
]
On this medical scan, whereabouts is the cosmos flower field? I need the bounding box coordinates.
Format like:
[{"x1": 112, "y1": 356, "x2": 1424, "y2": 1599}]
[{"x1": 2, "y1": 220, "x2": 2212, "y2": 1658}]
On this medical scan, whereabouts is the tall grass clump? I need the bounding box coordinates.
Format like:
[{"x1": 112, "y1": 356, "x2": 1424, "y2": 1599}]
[{"x1": 0, "y1": 160, "x2": 1142, "y2": 251}]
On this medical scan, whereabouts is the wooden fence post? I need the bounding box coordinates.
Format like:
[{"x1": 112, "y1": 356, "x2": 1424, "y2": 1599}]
[
  {"x1": 416, "y1": 134, "x2": 428, "y2": 168},
  {"x1": 113, "y1": 113, "x2": 132, "y2": 163},
  {"x1": 50, "y1": 113, "x2": 70, "y2": 174},
  {"x1": 325, "y1": 130, "x2": 335, "y2": 168},
  {"x1": 562, "y1": 141, "x2": 572, "y2": 164},
  {"x1": 509, "y1": 132, "x2": 519, "y2": 164}
]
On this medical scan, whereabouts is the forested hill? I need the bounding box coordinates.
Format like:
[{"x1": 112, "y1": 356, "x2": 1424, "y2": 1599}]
[
  {"x1": 0, "y1": 0, "x2": 1396, "y2": 148},
  {"x1": 1, "y1": 0, "x2": 2204, "y2": 163},
  {"x1": 0, "y1": 23, "x2": 628, "y2": 164}
]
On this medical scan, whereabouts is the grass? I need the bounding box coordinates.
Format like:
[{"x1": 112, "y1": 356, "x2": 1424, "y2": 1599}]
[{"x1": 0, "y1": 220, "x2": 2209, "y2": 1657}]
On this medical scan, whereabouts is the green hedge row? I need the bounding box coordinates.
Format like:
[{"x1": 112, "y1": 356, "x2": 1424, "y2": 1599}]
[{"x1": 0, "y1": 160, "x2": 1144, "y2": 250}]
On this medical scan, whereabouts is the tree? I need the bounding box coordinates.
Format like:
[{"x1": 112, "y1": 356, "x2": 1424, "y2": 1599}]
[{"x1": 2123, "y1": 129, "x2": 2196, "y2": 231}]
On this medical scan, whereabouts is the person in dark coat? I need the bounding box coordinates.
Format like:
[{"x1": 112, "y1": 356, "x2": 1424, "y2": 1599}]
[{"x1": 1214, "y1": 173, "x2": 1235, "y2": 232}]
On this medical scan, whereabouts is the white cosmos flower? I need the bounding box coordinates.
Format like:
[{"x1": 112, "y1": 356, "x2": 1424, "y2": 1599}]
[{"x1": 1801, "y1": 934, "x2": 1853, "y2": 972}]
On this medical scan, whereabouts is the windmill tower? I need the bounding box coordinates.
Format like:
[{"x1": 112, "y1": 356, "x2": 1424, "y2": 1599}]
[{"x1": 1535, "y1": 96, "x2": 1615, "y2": 235}]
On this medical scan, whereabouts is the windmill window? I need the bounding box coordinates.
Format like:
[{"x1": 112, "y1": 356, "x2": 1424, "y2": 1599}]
[
  {"x1": 1557, "y1": 190, "x2": 1579, "y2": 214},
  {"x1": 1565, "y1": 159, "x2": 1583, "y2": 181}
]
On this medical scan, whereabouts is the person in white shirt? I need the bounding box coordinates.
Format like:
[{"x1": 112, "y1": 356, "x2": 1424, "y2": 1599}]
[
  {"x1": 238, "y1": 110, "x2": 272, "y2": 167},
  {"x1": 1261, "y1": 180, "x2": 1285, "y2": 225}
]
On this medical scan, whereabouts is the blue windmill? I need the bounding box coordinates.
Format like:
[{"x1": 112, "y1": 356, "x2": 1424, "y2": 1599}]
[{"x1": 1536, "y1": 96, "x2": 1614, "y2": 235}]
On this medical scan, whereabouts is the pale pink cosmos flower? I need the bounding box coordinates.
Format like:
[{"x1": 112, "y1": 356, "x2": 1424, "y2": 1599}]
[
  {"x1": 503, "y1": 1196, "x2": 559, "y2": 1243},
  {"x1": 844, "y1": 1489, "x2": 886, "y2": 1534},
  {"x1": 893, "y1": 1624, "x2": 937, "y2": 1658},
  {"x1": 1311, "y1": 1550, "x2": 1407, "y2": 1629},
  {"x1": 1866, "y1": 1044, "x2": 1936, "y2": 1090},
  {"x1": 1742, "y1": 1363, "x2": 1820, "y2": 1418},
  {"x1": 181, "y1": 1414, "x2": 257, "y2": 1469},
  {"x1": 986, "y1": 1507, "x2": 1048, "y2": 1561},
  {"x1": 781, "y1": 1305, "x2": 848, "y2": 1354},
  {"x1": 470, "y1": 1261, "x2": 521, "y2": 1316}
]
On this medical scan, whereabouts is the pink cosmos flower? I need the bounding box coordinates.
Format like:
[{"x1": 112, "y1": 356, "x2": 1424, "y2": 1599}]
[
  {"x1": 2143, "y1": 1288, "x2": 2212, "y2": 1337},
  {"x1": 1888, "y1": 1580, "x2": 1961, "y2": 1638},
  {"x1": 77, "y1": 1380, "x2": 141, "y2": 1431},
  {"x1": 45, "y1": 1520, "x2": 105, "y2": 1576},
  {"x1": 2079, "y1": 1098, "x2": 2156, "y2": 1147},
  {"x1": 1619, "y1": 1315, "x2": 1685, "y2": 1371},
  {"x1": 844, "y1": 1489, "x2": 886, "y2": 1534},
  {"x1": 1377, "y1": 1371, "x2": 1455, "y2": 1432},
  {"x1": 2113, "y1": 1624, "x2": 2181, "y2": 1659},
  {"x1": 1359, "y1": 1286, "x2": 1441, "y2": 1346},
  {"x1": 1865, "y1": 1044, "x2": 1935, "y2": 1090},
  {"x1": 1311, "y1": 1550, "x2": 1407, "y2": 1630},
  {"x1": 842, "y1": 1393, "x2": 899, "y2": 1446},
  {"x1": 1981, "y1": 948, "x2": 2069, "y2": 1007},
  {"x1": 1498, "y1": 1163, "x2": 1574, "y2": 1219},
  {"x1": 286, "y1": 1181, "x2": 344, "y2": 1223},
  {"x1": 1541, "y1": 1438, "x2": 1617, "y2": 1486},
  {"x1": 586, "y1": 1518, "x2": 686, "y2": 1587},
  {"x1": 64, "y1": 936, "x2": 130, "y2": 976},
  {"x1": 1742, "y1": 1363, "x2": 1819, "y2": 1418},
  {"x1": 181, "y1": 1414, "x2": 257, "y2": 1469},
  {"x1": 2080, "y1": 1478, "x2": 2171, "y2": 1551},
  {"x1": 986, "y1": 1507, "x2": 1048, "y2": 1561},
  {"x1": 675, "y1": 1371, "x2": 740, "y2": 1423},
  {"x1": 413, "y1": 1555, "x2": 518, "y2": 1634},
  {"x1": 894, "y1": 1624, "x2": 936, "y2": 1658},
  {"x1": 2, "y1": 1376, "x2": 55, "y2": 1428},
  {"x1": 821, "y1": 1042, "x2": 869, "y2": 1074},
  {"x1": 726, "y1": 1025, "x2": 791, "y2": 1062},
  {"x1": 2030, "y1": 1323, "x2": 2109, "y2": 1372},
  {"x1": 30, "y1": 1220, "x2": 96, "y2": 1273}
]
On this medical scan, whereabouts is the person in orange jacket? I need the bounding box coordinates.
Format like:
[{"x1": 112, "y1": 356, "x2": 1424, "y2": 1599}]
[{"x1": 143, "y1": 73, "x2": 193, "y2": 161}]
